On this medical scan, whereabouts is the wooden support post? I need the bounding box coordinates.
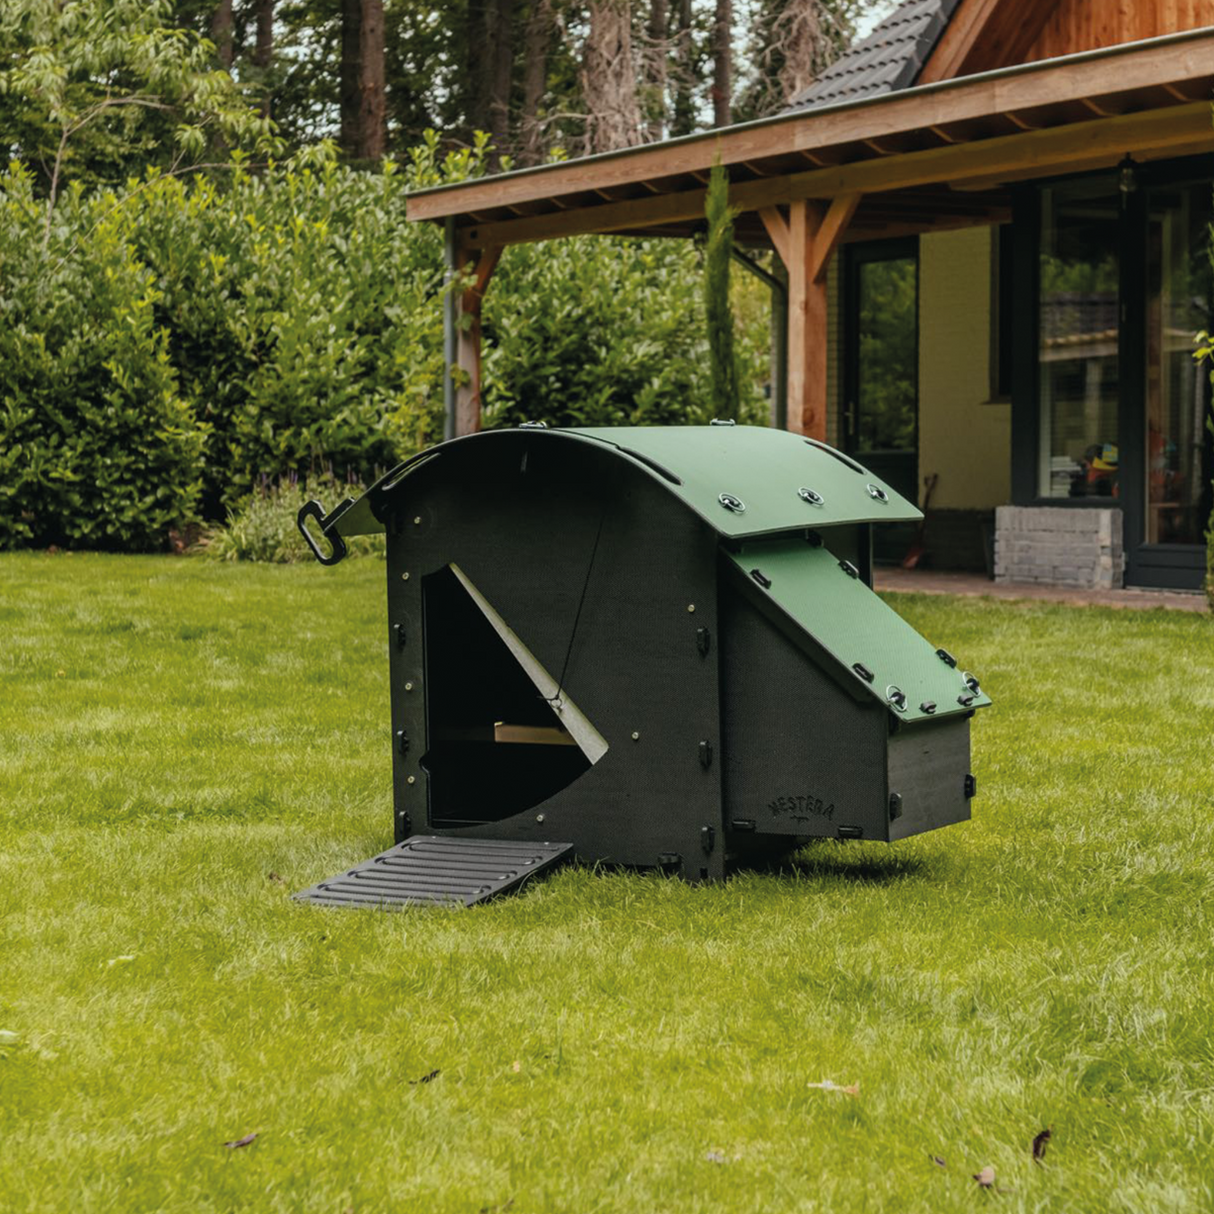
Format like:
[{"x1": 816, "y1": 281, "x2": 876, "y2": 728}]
[
  {"x1": 772, "y1": 194, "x2": 857, "y2": 439},
  {"x1": 770, "y1": 258, "x2": 788, "y2": 431},
  {"x1": 442, "y1": 218, "x2": 458, "y2": 441},
  {"x1": 785, "y1": 199, "x2": 827, "y2": 440},
  {"x1": 452, "y1": 244, "x2": 502, "y2": 436}
]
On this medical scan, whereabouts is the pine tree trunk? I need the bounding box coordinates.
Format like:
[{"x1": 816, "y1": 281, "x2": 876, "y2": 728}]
[
  {"x1": 252, "y1": 0, "x2": 275, "y2": 116},
  {"x1": 520, "y1": 0, "x2": 555, "y2": 166},
  {"x1": 466, "y1": 2, "x2": 490, "y2": 134},
  {"x1": 671, "y1": 0, "x2": 694, "y2": 137},
  {"x1": 253, "y1": 0, "x2": 275, "y2": 68},
  {"x1": 712, "y1": 0, "x2": 732, "y2": 127},
  {"x1": 341, "y1": 0, "x2": 386, "y2": 161},
  {"x1": 210, "y1": 0, "x2": 234, "y2": 70},
  {"x1": 643, "y1": 0, "x2": 669, "y2": 141},
  {"x1": 488, "y1": 0, "x2": 515, "y2": 156},
  {"x1": 582, "y1": 0, "x2": 642, "y2": 154},
  {"x1": 465, "y1": 0, "x2": 515, "y2": 162}
]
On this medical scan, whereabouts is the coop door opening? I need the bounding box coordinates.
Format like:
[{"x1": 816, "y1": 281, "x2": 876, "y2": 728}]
[{"x1": 421, "y1": 564, "x2": 607, "y2": 827}]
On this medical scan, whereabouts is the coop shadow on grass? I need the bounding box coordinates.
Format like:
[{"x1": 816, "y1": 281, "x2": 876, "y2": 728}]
[{"x1": 737, "y1": 840, "x2": 934, "y2": 886}]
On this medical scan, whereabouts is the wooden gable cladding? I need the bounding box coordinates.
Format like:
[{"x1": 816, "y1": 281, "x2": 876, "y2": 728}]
[
  {"x1": 919, "y1": 0, "x2": 1214, "y2": 84},
  {"x1": 1027, "y1": 0, "x2": 1214, "y2": 62}
]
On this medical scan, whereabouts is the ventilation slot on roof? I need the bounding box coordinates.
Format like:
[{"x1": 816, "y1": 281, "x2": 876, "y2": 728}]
[{"x1": 804, "y1": 438, "x2": 867, "y2": 475}]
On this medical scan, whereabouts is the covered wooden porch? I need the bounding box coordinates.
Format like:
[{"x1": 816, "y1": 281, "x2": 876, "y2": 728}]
[{"x1": 405, "y1": 27, "x2": 1214, "y2": 442}]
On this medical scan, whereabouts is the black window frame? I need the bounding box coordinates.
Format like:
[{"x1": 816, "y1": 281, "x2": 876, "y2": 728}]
[{"x1": 1008, "y1": 154, "x2": 1214, "y2": 590}]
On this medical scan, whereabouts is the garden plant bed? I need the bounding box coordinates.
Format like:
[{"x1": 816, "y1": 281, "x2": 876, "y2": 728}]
[{"x1": 1, "y1": 553, "x2": 1211, "y2": 1212}]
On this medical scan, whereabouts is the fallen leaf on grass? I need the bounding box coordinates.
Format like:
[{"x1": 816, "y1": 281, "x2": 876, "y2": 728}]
[
  {"x1": 1032, "y1": 1128, "x2": 1052, "y2": 1162},
  {"x1": 511, "y1": 1061, "x2": 521, "y2": 1073},
  {"x1": 973, "y1": 1166, "x2": 995, "y2": 1188},
  {"x1": 409, "y1": 1069, "x2": 441, "y2": 1085},
  {"x1": 807, "y1": 1079, "x2": 859, "y2": 1096},
  {"x1": 224, "y1": 1133, "x2": 258, "y2": 1149},
  {"x1": 931, "y1": 1156, "x2": 946, "y2": 1169}
]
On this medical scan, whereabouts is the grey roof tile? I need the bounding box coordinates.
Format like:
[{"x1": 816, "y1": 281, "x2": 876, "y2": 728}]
[{"x1": 785, "y1": 0, "x2": 963, "y2": 112}]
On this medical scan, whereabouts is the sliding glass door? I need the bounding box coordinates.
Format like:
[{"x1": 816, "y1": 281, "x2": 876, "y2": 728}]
[
  {"x1": 1023, "y1": 160, "x2": 1213, "y2": 589},
  {"x1": 1143, "y1": 183, "x2": 1212, "y2": 549}
]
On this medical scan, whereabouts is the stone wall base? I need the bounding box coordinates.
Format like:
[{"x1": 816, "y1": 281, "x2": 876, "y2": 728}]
[{"x1": 994, "y1": 505, "x2": 1124, "y2": 590}]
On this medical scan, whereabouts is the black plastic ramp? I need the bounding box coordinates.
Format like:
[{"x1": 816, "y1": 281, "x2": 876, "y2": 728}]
[{"x1": 294, "y1": 836, "x2": 573, "y2": 909}]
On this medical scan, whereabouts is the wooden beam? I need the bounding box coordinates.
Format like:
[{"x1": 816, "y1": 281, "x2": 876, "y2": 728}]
[
  {"x1": 809, "y1": 193, "x2": 860, "y2": 284},
  {"x1": 1004, "y1": 110, "x2": 1042, "y2": 131},
  {"x1": 917, "y1": 0, "x2": 1003, "y2": 84},
  {"x1": 918, "y1": 0, "x2": 1055, "y2": 84},
  {"x1": 457, "y1": 103, "x2": 1213, "y2": 249},
  {"x1": 471, "y1": 245, "x2": 502, "y2": 298},
  {"x1": 407, "y1": 29, "x2": 1214, "y2": 223},
  {"x1": 758, "y1": 206, "x2": 790, "y2": 265},
  {"x1": 453, "y1": 246, "x2": 503, "y2": 436},
  {"x1": 785, "y1": 201, "x2": 827, "y2": 441}
]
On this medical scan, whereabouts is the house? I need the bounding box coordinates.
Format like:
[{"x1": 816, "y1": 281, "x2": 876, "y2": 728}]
[{"x1": 405, "y1": 0, "x2": 1214, "y2": 592}]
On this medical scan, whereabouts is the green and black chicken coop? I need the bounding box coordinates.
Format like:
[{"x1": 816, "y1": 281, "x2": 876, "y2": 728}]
[{"x1": 294, "y1": 424, "x2": 990, "y2": 907}]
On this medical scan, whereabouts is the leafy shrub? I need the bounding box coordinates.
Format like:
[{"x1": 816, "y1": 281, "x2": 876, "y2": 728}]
[
  {"x1": 0, "y1": 132, "x2": 775, "y2": 551},
  {"x1": 129, "y1": 143, "x2": 468, "y2": 514},
  {"x1": 482, "y1": 235, "x2": 768, "y2": 430},
  {"x1": 203, "y1": 473, "x2": 382, "y2": 563},
  {"x1": 0, "y1": 165, "x2": 206, "y2": 551}
]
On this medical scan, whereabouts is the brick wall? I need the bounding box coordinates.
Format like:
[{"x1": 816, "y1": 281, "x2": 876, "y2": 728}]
[{"x1": 994, "y1": 505, "x2": 1124, "y2": 589}]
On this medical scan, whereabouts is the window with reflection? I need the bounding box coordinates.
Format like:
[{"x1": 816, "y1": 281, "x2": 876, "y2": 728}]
[
  {"x1": 1038, "y1": 182, "x2": 1120, "y2": 499},
  {"x1": 1145, "y1": 181, "x2": 1213, "y2": 545},
  {"x1": 855, "y1": 255, "x2": 918, "y2": 454}
]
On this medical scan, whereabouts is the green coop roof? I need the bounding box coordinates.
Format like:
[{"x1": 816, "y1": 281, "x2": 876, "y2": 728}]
[
  {"x1": 570, "y1": 425, "x2": 920, "y2": 537},
  {"x1": 324, "y1": 425, "x2": 921, "y2": 542},
  {"x1": 729, "y1": 538, "x2": 991, "y2": 723}
]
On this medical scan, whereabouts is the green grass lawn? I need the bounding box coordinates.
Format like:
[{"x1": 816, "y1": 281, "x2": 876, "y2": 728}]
[{"x1": 2, "y1": 552, "x2": 1212, "y2": 1213}]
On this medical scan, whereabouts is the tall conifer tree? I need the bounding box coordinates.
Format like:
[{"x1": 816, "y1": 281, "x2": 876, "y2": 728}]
[{"x1": 704, "y1": 162, "x2": 741, "y2": 420}]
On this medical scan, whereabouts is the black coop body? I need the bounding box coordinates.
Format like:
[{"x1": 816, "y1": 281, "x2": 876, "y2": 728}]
[{"x1": 294, "y1": 425, "x2": 991, "y2": 908}]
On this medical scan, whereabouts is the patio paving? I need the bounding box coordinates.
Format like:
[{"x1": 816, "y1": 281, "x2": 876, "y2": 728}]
[{"x1": 874, "y1": 567, "x2": 1209, "y2": 613}]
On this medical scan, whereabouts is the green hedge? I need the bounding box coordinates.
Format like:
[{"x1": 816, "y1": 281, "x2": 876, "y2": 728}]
[
  {"x1": 0, "y1": 166, "x2": 206, "y2": 551},
  {"x1": 0, "y1": 139, "x2": 772, "y2": 551}
]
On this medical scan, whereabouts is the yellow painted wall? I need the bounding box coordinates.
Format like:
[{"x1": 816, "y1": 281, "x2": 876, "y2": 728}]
[{"x1": 918, "y1": 226, "x2": 1011, "y2": 510}]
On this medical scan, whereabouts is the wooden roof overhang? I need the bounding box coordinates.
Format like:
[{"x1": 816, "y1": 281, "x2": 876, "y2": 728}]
[{"x1": 408, "y1": 26, "x2": 1214, "y2": 252}]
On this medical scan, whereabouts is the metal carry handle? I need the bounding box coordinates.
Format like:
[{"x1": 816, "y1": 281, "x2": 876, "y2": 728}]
[{"x1": 297, "y1": 499, "x2": 348, "y2": 567}]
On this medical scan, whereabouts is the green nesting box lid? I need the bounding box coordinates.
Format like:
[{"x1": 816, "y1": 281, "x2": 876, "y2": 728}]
[{"x1": 732, "y1": 539, "x2": 991, "y2": 723}]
